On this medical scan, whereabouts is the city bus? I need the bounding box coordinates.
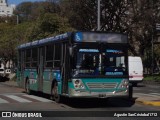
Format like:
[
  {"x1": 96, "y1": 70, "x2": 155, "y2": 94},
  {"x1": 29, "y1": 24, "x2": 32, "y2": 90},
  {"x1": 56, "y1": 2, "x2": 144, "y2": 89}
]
[{"x1": 17, "y1": 31, "x2": 130, "y2": 103}]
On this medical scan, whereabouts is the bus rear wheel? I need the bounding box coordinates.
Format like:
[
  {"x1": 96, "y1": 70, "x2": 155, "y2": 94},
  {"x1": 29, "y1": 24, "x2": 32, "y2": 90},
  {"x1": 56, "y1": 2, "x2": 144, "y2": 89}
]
[{"x1": 51, "y1": 82, "x2": 61, "y2": 103}]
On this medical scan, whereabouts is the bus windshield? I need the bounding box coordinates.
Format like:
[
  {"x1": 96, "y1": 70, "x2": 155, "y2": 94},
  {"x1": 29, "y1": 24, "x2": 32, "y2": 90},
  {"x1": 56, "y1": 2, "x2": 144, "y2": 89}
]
[{"x1": 72, "y1": 48, "x2": 127, "y2": 77}]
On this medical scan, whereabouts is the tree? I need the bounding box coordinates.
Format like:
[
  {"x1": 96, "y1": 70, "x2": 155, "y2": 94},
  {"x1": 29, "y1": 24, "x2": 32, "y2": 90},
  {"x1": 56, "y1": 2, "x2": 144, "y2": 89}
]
[
  {"x1": 26, "y1": 13, "x2": 74, "y2": 41},
  {"x1": 126, "y1": 0, "x2": 160, "y2": 73},
  {"x1": 14, "y1": 1, "x2": 60, "y2": 22},
  {"x1": 59, "y1": 0, "x2": 128, "y2": 31},
  {"x1": 0, "y1": 22, "x2": 32, "y2": 65},
  {"x1": 126, "y1": 0, "x2": 160, "y2": 56}
]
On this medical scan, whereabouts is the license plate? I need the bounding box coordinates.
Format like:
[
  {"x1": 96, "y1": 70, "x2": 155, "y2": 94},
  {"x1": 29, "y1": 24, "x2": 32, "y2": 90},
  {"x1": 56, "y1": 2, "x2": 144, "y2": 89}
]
[{"x1": 99, "y1": 94, "x2": 106, "y2": 98}]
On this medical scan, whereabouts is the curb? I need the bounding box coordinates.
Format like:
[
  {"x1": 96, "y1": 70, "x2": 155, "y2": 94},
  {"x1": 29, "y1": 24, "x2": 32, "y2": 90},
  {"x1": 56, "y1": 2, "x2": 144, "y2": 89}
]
[{"x1": 136, "y1": 100, "x2": 160, "y2": 107}]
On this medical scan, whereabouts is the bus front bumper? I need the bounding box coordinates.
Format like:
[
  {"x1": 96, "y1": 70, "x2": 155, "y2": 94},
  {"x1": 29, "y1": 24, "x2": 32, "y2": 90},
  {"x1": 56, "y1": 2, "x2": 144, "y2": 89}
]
[{"x1": 68, "y1": 88, "x2": 128, "y2": 98}]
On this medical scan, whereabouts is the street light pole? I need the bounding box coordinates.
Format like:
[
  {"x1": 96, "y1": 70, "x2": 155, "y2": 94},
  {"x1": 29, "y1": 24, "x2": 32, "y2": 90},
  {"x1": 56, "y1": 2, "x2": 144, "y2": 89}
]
[
  {"x1": 97, "y1": 0, "x2": 101, "y2": 31},
  {"x1": 151, "y1": 31, "x2": 154, "y2": 75},
  {"x1": 16, "y1": 15, "x2": 19, "y2": 24}
]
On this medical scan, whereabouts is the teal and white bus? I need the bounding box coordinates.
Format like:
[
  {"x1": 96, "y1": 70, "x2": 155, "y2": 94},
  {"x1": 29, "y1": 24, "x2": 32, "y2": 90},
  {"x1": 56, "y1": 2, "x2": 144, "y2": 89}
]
[{"x1": 17, "y1": 31, "x2": 130, "y2": 102}]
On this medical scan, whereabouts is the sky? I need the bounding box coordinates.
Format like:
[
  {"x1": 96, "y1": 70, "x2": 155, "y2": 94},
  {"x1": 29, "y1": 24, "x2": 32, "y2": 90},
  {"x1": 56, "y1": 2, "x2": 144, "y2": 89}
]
[{"x1": 8, "y1": 0, "x2": 45, "y2": 5}]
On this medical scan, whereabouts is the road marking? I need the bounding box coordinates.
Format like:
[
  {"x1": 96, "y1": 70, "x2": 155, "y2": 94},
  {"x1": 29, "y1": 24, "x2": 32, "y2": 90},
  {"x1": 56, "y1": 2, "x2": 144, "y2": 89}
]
[
  {"x1": 150, "y1": 93, "x2": 160, "y2": 96},
  {"x1": 0, "y1": 93, "x2": 25, "y2": 95},
  {"x1": 4, "y1": 95, "x2": 32, "y2": 103},
  {"x1": 23, "y1": 95, "x2": 52, "y2": 102},
  {"x1": 0, "y1": 98, "x2": 9, "y2": 103}
]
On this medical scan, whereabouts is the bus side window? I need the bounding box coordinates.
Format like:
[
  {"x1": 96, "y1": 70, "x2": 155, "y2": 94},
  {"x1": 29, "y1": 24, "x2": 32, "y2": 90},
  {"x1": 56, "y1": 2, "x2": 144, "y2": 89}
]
[
  {"x1": 25, "y1": 49, "x2": 31, "y2": 68},
  {"x1": 31, "y1": 47, "x2": 38, "y2": 68},
  {"x1": 54, "y1": 43, "x2": 61, "y2": 68},
  {"x1": 45, "y1": 44, "x2": 54, "y2": 68}
]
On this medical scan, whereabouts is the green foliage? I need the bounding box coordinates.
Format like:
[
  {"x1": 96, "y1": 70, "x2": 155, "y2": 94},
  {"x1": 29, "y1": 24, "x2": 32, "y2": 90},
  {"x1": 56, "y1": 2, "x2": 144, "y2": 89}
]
[
  {"x1": 0, "y1": 1, "x2": 74, "y2": 63},
  {"x1": 144, "y1": 75, "x2": 160, "y2": 81},
  {"x1": 0, "y1": 22, "x2": 32, "y2": 62},
  {"x1": 26, "y1": 13, "x2": 74, "y2": 41},
  {"x1": 14, "y1": 1, "x2": 60, "y2": 22},
  {"x1": 0, "y1": 0, "x2": 160, "y2": 74}
]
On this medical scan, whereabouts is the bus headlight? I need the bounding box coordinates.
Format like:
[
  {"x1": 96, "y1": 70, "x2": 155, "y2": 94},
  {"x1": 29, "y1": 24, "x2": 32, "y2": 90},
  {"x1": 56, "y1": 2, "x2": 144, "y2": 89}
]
[
  {"x1": 119, "y1": 79, "x2": 129, "y2": 88},
  {"x1": 75, "y1": 80, "x2": 80, "y2": 84},
  {"x1": 72, "y1": 79, "x2": 85, "y2": 89}
]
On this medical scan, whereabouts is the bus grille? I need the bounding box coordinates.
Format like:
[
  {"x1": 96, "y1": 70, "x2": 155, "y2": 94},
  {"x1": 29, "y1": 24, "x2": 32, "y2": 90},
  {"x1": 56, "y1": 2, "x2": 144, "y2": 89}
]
[{"x1": 86, "y1": 83, "x2": 117, "y2": 89}]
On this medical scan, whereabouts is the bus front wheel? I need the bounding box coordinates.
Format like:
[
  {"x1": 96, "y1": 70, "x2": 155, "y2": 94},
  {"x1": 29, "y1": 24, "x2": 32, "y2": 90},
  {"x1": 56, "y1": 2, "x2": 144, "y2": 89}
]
[
  {"x1": 51, "y1": 82, "x2": 61, "y2": 103},
  {"x1": 128, "y1": 84, "x2": 133, "y2": 100}
]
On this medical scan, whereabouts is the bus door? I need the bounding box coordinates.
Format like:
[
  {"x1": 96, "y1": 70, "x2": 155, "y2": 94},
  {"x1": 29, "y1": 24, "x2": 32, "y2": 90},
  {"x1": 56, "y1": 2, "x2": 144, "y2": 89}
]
[
  {"x1": 38, "y1": 47, "x2": 45, "y2": 92},
  {"x1": 61, "y1": 43, "x2": 69, "y2": 94},
  {"x1": 20, "y1": 50, "x2": 25, "y2": 88}
]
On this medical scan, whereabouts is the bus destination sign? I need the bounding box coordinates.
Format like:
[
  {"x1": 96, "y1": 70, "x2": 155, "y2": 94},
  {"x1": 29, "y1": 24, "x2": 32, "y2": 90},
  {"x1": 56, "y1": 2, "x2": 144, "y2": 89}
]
[{"x1": 74, "y1": 32, "x2": 128, "y2": 43}]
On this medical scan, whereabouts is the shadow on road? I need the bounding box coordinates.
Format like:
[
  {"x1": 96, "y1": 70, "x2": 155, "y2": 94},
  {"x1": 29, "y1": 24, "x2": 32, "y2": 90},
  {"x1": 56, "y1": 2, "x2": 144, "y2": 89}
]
[
  {"x1": 60, "y1": 97, "x2": 136, "y2": 108},
  {"x1": 134, "y1": 84, "x2": 146, "y2": 87},
  {"x1": 0, "y1": 76, "x2": 9, "y2": 82},
  {"x1": 23, "y1": 90, "x2": 137, "y2": 108},
  {"x1": 25, "y1": 91, "x2": 136, "y2": 108}
]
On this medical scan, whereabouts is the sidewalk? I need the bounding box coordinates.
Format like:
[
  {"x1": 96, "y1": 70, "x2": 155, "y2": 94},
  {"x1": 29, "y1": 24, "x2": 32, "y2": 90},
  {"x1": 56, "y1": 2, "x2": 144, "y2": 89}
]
[
  {"x1": 1, "y1": 80, "x2": 160, "y2": 107},
  {"x1": 1, "y1": 80, "x2": 18, "y2": 87}
]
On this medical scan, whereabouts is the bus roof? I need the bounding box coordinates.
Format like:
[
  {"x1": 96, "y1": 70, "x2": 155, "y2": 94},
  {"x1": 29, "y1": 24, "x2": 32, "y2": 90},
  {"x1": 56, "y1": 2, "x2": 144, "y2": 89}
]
[
  {"x1": 18, "y1": 31, "x2": 128, "y2": 49},
  {"x1": 18, "y1": 32, "x2": 71, "y2": 49}
]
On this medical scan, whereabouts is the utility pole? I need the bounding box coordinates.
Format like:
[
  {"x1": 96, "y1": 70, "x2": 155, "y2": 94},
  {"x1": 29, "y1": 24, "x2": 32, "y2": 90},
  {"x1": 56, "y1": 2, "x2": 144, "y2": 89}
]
[
  {"x1": 97, "y1": 0, "x2": 101, "y2": 31},
  {"x1": 151, "y1": 30, "x2": 154, "y2": 75},
  {"x1": 16, "y1": 15, "x2": 19, "y2": 24}
]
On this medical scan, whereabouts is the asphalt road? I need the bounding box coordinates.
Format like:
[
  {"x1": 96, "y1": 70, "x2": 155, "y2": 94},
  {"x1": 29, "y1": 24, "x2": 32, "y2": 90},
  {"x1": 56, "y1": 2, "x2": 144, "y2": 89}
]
[
  {"x1": 0, "y1": 81, "x2": 159, "y2": 119},
  {"x1": 134, "y1": 83, "x2": 160, "y2": 94}
]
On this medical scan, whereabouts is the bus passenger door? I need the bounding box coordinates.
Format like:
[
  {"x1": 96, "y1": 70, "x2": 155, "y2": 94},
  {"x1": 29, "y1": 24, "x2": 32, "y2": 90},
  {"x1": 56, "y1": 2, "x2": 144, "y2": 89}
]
[
  {"x1": 20, "y1": 50, "x2": 25, "y2": 88},
  {"x1": 61, "y1": 43, "x2": 69, "y2": 94},
  {"x1": 38, "y1": 47, "x2": 44, "y2": 92}
]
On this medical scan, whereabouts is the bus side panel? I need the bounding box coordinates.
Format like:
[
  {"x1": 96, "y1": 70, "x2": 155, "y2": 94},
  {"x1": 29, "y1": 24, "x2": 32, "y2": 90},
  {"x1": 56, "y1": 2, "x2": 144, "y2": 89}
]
[
  {"x1": 16, "y1": 70, "x2": 23, "y2": 88},
  {"x1": 24, "y1": 69, "x2": 38, "y2": 91},
  {"x1": 42, "y1": 69, "x2": 62, "y2": 94},
  {"x1": 43, "y1": 70, "x2": 51, "y2": 94}
]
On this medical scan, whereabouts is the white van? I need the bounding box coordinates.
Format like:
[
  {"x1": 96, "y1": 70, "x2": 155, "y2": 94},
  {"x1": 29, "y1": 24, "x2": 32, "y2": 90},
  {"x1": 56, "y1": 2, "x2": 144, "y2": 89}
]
[{"x1": 128, "y1": 56, "x2": 143, "y2": 86}]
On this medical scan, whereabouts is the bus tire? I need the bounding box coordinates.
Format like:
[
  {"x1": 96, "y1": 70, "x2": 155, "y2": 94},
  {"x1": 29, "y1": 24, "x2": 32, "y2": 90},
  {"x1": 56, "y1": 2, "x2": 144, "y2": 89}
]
[
  {"x1": 25, "y1": 79, "x2": 31, "y2": 94},
  {"x1": 51, "y1": 82, "x2": 61, "y2": 103},
  {"x1": 128, "y1": 84, "x2": 133, "y2": 100},
  {"x1": 132, "y1": 82, "x2": 137, "y2": 87}
]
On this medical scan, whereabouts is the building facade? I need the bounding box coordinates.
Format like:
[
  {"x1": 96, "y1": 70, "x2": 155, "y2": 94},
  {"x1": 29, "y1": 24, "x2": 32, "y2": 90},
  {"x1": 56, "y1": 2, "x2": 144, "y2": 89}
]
[{"x1": 0, "y1": 0, "x2": 15, "y2": 16}]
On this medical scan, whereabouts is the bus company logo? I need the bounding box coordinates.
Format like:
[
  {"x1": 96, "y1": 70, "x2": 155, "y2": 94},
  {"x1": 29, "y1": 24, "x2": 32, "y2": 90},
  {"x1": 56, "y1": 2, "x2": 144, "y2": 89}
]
[{"x1": 2, "y1": 112, "x2": 11, "y2": 117}]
